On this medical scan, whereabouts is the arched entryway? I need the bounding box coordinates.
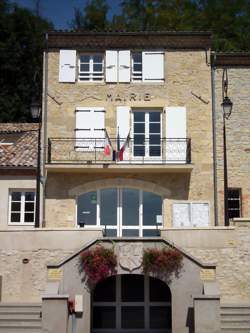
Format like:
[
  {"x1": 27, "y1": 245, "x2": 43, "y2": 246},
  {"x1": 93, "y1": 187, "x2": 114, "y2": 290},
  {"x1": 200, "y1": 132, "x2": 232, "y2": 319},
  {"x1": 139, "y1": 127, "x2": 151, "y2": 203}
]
[{"x1": 92, "y1": 274, "x2": 172, "y2": 332}]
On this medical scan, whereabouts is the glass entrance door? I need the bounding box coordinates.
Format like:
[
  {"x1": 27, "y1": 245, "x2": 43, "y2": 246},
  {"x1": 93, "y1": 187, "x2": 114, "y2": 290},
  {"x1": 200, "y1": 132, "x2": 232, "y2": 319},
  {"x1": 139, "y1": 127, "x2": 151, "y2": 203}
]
[{"x1": 78, "y1": 188, "x2": 162, "y2": 237}]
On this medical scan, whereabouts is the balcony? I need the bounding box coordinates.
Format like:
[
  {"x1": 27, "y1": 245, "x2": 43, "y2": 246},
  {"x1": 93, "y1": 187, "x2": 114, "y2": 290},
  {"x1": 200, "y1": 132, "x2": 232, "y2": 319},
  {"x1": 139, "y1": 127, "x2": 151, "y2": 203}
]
[{"x1": 46, "y1": 137, "x2": 193, "y2": 173}]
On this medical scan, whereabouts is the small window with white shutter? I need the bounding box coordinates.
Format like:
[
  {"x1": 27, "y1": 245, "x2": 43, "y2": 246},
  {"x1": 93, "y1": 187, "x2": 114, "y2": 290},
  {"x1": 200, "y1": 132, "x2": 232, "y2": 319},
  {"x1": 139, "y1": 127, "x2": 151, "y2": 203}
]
[
  {"x1": 75, "y1": 107, "x2": 105, "y2": 150},
  {"x1": 78, "y1": 54, "x2": 104, "y2": 81}
]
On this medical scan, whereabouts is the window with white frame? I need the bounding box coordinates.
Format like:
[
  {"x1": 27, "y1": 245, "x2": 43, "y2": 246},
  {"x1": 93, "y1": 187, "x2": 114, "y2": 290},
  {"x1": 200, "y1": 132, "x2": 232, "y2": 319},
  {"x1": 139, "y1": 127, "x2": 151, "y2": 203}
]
[
  {"x1": 228, "y1": 188, "x2": 241, "y2": 219},
  {"x1": 77, "y1": 188, "x2": 162, "y2": 237},
  {"x1": 78, "y1": 54, "x2": 104, "y2": 81},
  {"x1": 172, "y1": 202, "x2": 209, "y2": 227},
  {"x1": 9, "y1": 190, "x2": 35, "y2": 224},
  {"x1": 132, "y1": 110, "x2": 162, "y2": 158},
  {"x1": 132, "y1": 52, "x2": 143, "y2": 81}
]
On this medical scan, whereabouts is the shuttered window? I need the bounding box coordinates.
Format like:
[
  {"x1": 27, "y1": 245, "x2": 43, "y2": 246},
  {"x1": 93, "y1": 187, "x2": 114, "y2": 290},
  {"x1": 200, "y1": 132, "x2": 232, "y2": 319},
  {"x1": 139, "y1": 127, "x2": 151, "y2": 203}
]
[
  {"x1": 78, "y1": 54, "x2": 104, "y2": 81},
  {"x1": 142, "y1": 51, "x2": 164, "y2": 82},
  {"x1": 75, "y1": 107, "x2": 105, "y2": 150}
]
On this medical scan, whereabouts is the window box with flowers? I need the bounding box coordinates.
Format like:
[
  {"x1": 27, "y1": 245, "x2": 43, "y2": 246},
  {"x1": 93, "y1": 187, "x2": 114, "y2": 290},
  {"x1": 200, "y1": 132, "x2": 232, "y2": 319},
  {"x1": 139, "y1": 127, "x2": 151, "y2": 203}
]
[
  {"x1": 80, "y1": 246, "x2": 117, "y2": 286},
  {"x1": 142, "y1": 247, "x2": 183, "y2": 282}
]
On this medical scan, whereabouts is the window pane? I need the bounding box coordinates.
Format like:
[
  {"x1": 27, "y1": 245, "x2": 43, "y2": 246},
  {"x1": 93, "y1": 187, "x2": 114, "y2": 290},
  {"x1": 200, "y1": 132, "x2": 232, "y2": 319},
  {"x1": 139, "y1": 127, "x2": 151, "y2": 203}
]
[
  {"x1": 149, "y1": 112, "x2": 160, "y2": 122},
  {"x1": 93, "y1": 276, "x2": 116, "y2": 302},
  {"x1": 93, "y1": 306, "x2": 116, "y2": 329},
  {"x1": 134, "y1": 146, "x2": 145, "y2": 156},
  {"x1": 134, "y1": 135, "x2": 145, "y2": 145},
  {"x1": 143, "y1": 191, "x2": 162, "y2": 226},
  {"x1": 80, "y1": 55, "x2": 90, "y2": 62},
  {"x1": 143, "y1": 229, "x2": 160, "y2": 237},
  {"x1": 104, "y1": 229, "x2": 117, "y2": 237},
  {"x1": 93, "y1": 64, "x2": 102, "y2": 72},
  {"x1": 122, "y1": 189, "x2": 139, "y2": 226},
  {"x1": 11, "y1": 213, "x2": 21, "y2": 222},
  {"x1": 122, "y1": 275, "x2": 144, "y2": 301},
  {"x1": 93, "y1": 55, "x2": 103, "y2": 63},
  {"x1": 150, "y1": 277, "x2": 171, "y2": 302},
  {"x1": 25, "y1": 192, "x2": 35, "y2": 201},
  {"x1": 11, "y1": 202, "x2": 21, "y2": 211},
  {"x1": 150, "y1": 123, "x2": 160, "y2": 133},
  {"x1": 150, "y1": 306, "x2": 171, "y2": 329},
  {"x1": 11, "y1": 192, "x2": 21, "y2": 201},
  {"x1": 122, "y1": 229, "x2": 139, "y2": 237},
  {"x1": 134, "y1": 112, "x2": 145, "y2": 122},
  {"x1": 80, "y1": 64, "x2": 89, "y2": 72},
  {"x1": 134, "y1": 123, "x2": 145, "y2": 133},
  {"x1": 25, "y1": 202, "x2": 34, "y2": 212},
  {"x1": 134, "y1": 63, "x2": 142, "y2": 72},
  {"x1": 77, "y1": 192, "x2": 97, "y2": 225},
  {"x1": 121, "y1": 306, "x2": 144, "y2": 328},
  {"x1": 24, "y1": 213, "x2": 34, "y2": 223},
  {"x1": 149, "y1": 135, "x2": 160, "y2": 145},
  {"x1": 100, "y1": 189, "x2": 117, "y2": 226},
  {"x1": 133, "y1": 53, "x2": 142, "y2": 63},
  {"x1": 150, "y1": 145, "x2": 161, "y2": 156}
]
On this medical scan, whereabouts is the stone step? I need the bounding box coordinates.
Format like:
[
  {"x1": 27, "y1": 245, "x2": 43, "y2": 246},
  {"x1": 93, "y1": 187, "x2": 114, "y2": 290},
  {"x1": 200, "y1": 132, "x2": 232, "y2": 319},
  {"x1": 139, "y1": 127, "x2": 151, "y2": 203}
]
[
  {"x1": 221, "y1": 327, "x2": 250, "y2": 332},
  {"x1": 0, "y1": 311, "x2": 41, "y2": 318},
  {"x1": 0, "y1": 329, "x2": 41, "y2": 333},
  {"x1": 0, "y1": 320, "x2": 41, "y2": 328}
]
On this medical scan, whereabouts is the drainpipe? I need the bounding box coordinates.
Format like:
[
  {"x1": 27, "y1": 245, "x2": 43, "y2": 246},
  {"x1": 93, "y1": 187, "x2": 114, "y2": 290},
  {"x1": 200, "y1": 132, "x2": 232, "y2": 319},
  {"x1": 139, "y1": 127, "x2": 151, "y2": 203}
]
[
  {"x1": 211, "y1": 52, "x2": 218, "y2": 226},
  {"x1": 41, "y1": 33, "x2": 49, "y2": 227}
]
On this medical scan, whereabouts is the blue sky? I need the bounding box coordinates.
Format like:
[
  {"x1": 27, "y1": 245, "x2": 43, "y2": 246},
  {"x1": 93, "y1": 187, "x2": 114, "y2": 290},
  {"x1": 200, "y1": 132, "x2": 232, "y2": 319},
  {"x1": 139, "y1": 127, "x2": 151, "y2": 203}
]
[{"x1": 10, "y1": 0, "x2": 121, "y2": 29}]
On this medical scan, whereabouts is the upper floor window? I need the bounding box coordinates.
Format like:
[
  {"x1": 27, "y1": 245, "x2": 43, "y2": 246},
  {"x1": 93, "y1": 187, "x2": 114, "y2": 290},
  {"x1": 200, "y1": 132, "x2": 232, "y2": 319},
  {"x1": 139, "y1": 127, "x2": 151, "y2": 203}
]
[
  {"x1": 59, "y1": 49, "x2": 164, "y2": 84},
  {"x1": 228, "y1": 188, "x2": 241, "y2": 219},
  {"x1": 9, "y1": 190, "x2": 35, "y2": 224},
  {"x1": 132, "y1": 52, "x2": 142, "y2": 81},
  {"x1": 78, "y1": 54, "x2": 104, "y2": 82}
]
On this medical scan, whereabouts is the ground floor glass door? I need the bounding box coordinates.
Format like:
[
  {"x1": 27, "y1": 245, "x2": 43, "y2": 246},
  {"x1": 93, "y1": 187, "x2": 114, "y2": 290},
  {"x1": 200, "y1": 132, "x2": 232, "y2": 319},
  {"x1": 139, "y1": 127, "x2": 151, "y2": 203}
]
[
  {"x1": 92, "y1": 274, "x2": 172, "y2": 333},
  {"x1": 78, "y1": 188, "x2": 162, "y2": 236}
]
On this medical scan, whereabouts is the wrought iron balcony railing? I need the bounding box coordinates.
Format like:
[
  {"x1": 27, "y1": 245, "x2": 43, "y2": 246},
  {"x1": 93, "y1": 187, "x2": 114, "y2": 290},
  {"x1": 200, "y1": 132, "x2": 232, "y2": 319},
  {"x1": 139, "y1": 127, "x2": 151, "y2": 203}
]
[{"x1": 47, "y1": 137, "x2": 191, "y2": 164}]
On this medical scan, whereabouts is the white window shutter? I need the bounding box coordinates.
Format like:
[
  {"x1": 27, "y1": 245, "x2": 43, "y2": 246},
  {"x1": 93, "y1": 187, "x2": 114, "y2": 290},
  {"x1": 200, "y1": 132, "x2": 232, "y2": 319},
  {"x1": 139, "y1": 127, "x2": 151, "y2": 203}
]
[
  {"x1": 75, "y1": 108, "x2": 93, "y2": 150},
  {"x1": 165, "y1": 107, "x2": 187, "y2": 163},
  {"x1": 93, "y1": 109, "x2": 105, "y2": 148},
  {"x1": 59, "y1": 50, "x2": 76, "y2": 82},
  {"x1": 117, "y1": 106, "x2": 131, "y2": 160},
  {"x1": 142, "y1": 51, "x2": 164, "y2": 82},
  {"x1": 118, "y1": 50, "x2": 131, "y2": 82},
  {"x1": 105, "y1": 51, "x2": 118, "y2": 82}
]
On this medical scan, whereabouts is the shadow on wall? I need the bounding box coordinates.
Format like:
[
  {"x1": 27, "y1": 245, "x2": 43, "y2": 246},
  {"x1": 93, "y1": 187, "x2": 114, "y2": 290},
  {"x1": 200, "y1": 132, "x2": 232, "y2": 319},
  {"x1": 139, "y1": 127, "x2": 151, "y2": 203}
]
[{"x1": 45, "y1": 173, "x2": 191, "y2": 200}]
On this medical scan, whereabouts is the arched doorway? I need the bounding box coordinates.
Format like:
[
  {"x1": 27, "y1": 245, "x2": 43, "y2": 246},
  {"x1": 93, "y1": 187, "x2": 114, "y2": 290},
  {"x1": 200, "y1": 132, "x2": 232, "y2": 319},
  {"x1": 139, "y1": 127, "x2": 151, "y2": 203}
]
[{"x1": 92, "y1": 274, "x2": 172, "y2": 332}]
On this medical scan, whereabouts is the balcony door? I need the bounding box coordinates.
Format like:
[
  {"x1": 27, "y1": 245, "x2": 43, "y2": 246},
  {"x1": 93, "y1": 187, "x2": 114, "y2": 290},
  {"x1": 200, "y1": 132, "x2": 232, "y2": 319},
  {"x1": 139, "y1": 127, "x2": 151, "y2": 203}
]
[
  {"x1": 77, "y1": 188, "x2": 162, "y2": 237},
  {"x1": 132, "y1": 110, "x2": 162, "y2": 160}
]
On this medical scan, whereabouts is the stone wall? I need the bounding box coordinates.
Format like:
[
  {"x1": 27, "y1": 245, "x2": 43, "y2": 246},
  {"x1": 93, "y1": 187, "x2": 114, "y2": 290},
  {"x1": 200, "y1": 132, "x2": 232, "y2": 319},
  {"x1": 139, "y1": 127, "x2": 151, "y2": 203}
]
[
  {"x1": 45, "y1": 50, "x2": 215, "y2": 227},
  {"x1": 214, "y1": 68, "x2": 250, "y2": 224},
  {"x1": 0, "y1": 223, "x2": 249, "y2": 303}
]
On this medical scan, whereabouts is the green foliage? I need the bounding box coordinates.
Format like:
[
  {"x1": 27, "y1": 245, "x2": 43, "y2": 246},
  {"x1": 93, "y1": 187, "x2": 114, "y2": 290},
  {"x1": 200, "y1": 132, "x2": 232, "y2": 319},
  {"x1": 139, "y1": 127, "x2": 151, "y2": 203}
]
[
  {"x1": 0, "y1": 1, "x2": 52, "y2": 122},
  {"x1": 70, "y1": 0, "x2": 109, "y2": 30}
]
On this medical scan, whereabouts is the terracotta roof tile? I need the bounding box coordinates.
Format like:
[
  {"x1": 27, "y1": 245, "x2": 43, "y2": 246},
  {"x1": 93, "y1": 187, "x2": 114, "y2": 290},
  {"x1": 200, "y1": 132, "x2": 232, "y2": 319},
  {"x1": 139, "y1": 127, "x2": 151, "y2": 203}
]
[{"x1": 0, "y1": 123, "x2": 38, "y2": 168}]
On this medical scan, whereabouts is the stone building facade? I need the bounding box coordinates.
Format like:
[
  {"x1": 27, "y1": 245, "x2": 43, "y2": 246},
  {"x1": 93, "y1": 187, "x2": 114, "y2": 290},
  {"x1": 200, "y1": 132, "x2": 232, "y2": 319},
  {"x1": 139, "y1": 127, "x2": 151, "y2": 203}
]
[{"x1": 0, "y1": 32, "x2": 249, "y2": 333}]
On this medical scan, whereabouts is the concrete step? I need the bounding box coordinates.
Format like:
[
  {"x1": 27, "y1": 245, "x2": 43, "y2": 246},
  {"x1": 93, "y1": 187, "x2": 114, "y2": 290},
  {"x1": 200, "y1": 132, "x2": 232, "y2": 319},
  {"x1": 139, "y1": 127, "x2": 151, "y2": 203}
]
[
  {"x1": 221, "y1": 304, "x2": 250, "y2": 332},
  {"x1": 0, "y1": 303, "x2": 42, "y2": 333}
]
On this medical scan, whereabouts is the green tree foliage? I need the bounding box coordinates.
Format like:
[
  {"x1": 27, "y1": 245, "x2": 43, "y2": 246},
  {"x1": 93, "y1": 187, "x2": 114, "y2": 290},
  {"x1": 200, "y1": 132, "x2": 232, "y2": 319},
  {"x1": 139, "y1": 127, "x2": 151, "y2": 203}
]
[
  {"x1": 70, "y1": 0, "x2": 109, "y2": 30},
  {"x1": 0, "y1": 1, "x2": 52, "y2": 122}
]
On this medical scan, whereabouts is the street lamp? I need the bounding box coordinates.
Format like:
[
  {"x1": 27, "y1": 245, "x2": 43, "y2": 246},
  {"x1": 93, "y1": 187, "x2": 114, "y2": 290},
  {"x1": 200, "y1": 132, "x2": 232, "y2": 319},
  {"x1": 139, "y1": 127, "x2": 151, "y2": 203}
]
[
  {"x1": 31, "y1": 100, "x2": 42, "y2": 228},
  {"x1": 221, "y1": 69, "x2": 233, "y2": 227}
]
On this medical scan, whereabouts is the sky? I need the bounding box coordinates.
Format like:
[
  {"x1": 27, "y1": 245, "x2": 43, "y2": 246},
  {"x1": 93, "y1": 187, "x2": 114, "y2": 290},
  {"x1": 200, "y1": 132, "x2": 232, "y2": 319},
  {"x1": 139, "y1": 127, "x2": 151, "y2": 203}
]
[{"x1": 10, "y1": 0, "x2": 121, "y2": 29}]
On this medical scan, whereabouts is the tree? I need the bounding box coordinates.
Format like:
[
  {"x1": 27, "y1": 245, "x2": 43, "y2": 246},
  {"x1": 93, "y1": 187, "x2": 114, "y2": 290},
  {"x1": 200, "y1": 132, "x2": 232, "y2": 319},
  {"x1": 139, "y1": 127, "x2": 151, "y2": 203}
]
[
  {"x1": 0, "y1": 1, "x2": 52, "y2": 122},
  {"x1": 71, "y1": 0, "x2": 109, "y2": 30}
]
